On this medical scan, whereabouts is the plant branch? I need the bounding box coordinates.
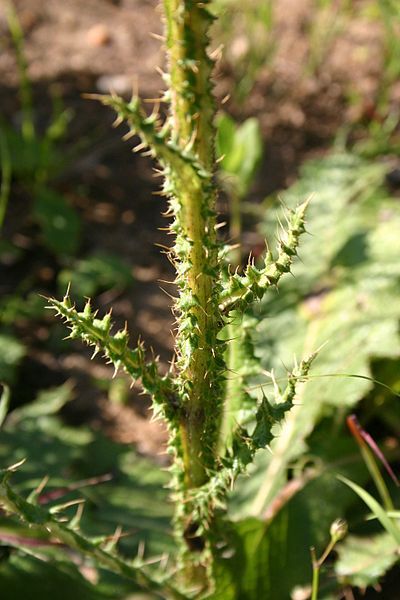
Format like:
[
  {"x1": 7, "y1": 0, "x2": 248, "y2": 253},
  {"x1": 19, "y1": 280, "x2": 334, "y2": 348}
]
[
  {"x1": 186, "y1": 351, "x2": 318, "y2": 525},
  {"x1": 48, "y1": 295, "x2": 178, "y2": 420},
  {"x1": 162, "y1": 0, "x2": 224, "y2": 496},
  {"x1": 0, "y1": 470, "x2": 186, "y2": 600},
  {"x1": 219, "y1": 199, "x2": 309, "y2": 314}
]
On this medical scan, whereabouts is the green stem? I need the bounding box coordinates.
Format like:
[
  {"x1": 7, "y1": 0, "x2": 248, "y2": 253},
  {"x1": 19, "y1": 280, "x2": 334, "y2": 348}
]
[
  {"x1": 0, "y1": 132, "x2": 11, "y2": 231},
  {"x1": 310, "y1": 539, "x2": 335, "y2": 600},
  {"x1": 310, "y1": 547, "x2": 320, "y2": 600},
  {"x1": 163, "y1": 0, "x2": 224, "y2": 490}
]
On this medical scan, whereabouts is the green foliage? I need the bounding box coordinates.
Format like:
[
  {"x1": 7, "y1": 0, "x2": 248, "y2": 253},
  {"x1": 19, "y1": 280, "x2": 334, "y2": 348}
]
[
  {"x1": 335, "y1": 532, "x2": 399, "y2": 588},
  {"x1": 34, "y1": 187, "x2": 82, "y2": 257},
  {"x1": 0, "y1": 333, "x2": 25, "y2": 385},
  {"x1": 252, "y1": 154, "x2": 400, "y2": 517},
  {"x1": 1, "y1": 1, "x2": 79, "y2": 257},
  {"x1": 223, "y1": 151, "x2": 400, "y2": 596},
  {"x1": 213, "y1": 0, "x2": 275, "y2": 101},
  {"x1": 338, "y1": 476, "x2": 400, "y2": 545},
  {"x1": 0, "y1": 384, "x2": 178, "y2": 598},
  {"x1": 58, "y1": 253, "x2": 132, "y2": 299},
  {"x1": 0, "y1": 1, "x2": 312, "y2": 594},
  {"x1": 216, "y1": 114, "x2": 262, "y2": 198}
]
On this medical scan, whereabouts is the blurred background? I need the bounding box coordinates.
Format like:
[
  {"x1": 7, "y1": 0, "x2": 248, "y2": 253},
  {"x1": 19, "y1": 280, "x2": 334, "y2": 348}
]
[{"x1": 1, "y1": 1, "x2": 400, "y2": 598}]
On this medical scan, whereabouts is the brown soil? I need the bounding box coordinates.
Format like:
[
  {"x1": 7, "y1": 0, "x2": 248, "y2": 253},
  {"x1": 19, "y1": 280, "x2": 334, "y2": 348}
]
[{"x1": 0, "y1": 0, "x2": 389, "y2": 454}]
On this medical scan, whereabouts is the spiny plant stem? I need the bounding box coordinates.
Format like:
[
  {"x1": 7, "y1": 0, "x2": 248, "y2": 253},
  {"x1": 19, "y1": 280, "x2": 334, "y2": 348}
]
[
  {"x1": 42, "y1": 0, "x2": 312, "y2": 592},
  {"x1": 163, "y1": 0, "x2": 223, "y2": 493}
]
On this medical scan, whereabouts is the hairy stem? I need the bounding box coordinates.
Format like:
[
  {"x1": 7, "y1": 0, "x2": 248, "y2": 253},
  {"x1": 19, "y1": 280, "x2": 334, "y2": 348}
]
[{"x1": 163, "y1": 0, "x2": 224, "y2": 492}]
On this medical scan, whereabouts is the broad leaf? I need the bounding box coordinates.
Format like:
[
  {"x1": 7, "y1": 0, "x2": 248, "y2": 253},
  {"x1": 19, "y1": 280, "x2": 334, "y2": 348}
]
[
  {"x1": 217, "y1": 114, "x2": 263, "y2": 197},
  {"x1": 34, "y1": 187, "x2": 81, "y2": 256},
  {"x1": 248, "y1": 153, "x2": 400, "y2": 514},
  {"x1": 335, "y1": 532, "x2": 399, "y2": 588},
  {"x1": 58, "y1": 252, "x2": 132, "y2": 299},
  {"x1": 0, "y1": 332, "x2": 25, "y2": 385}
]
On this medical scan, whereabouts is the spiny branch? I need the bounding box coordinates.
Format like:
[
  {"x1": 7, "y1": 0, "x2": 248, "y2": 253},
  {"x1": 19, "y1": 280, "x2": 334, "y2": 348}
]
[
  {"x1": 219, "y1": 199, "x2": 310, "y2": 314},
  {"x1": 92, "y1": 92, "x2": 212, "y2": 192},
  {"x1": 0, "y1": 469, "x2": 186, "y2": 600},
  {"x1": 48, "y1": 294, "x2": 179, "y2": 421},
  {"x1": 185, "y1": 350, "x2": 319, "y2": 527}
]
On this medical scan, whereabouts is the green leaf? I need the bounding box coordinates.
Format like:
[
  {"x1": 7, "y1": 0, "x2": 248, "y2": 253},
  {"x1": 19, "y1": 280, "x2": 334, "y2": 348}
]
[
  {"x1": 221, "y1": 430, "x2": 371, "y2": 598},
  {"x1": 34, "y1": 187, "x2": 81, "y2": 256},
  {"x1": 58, "y1": 253, "x2": 132, "y2": 299},
  {"x1": 0, "y1": 332, "x2": 25, "y2": 385},
  {"x1": 0, "y1": 126, "x2": 63, "y2": 180},
  {"x1": 0, "y1": 293, "x2": 46, "y2": 325},
  {"x1": 217, "y1": 114, "x2": 263, "y2": 197},
  {"x1": 248, "y1": 152, "x2": 400, "y2": 515},
  {"x1": 0, "y1": 553, "x2": 109, "y2": 600},
  {"x1": 0, "y1": 471, "x2": 179, "y2": 599},
  {"x1": 337, "y1": 475, "x2": 400, "y2": 545},
  {"x1": 0, "y1": 413, "x2": 173, "y2": 559},
  {"x1": 210, "y1": 516, "x2": 290, "y2": 600},
  {"x1": 8, "y1": 383, "x2": 73, "y2": 423},
  {"x1": 0, "y1": 384, "x2": 10, "y2": 428},
  {"x1": 335, "y1": 532, "x2": 399, "y2": 588}
]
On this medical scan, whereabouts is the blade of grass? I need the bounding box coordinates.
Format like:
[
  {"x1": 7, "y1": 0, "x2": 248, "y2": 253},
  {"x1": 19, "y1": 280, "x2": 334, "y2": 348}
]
[
  {"x1": 337, "y1": 475, "x2": 400, "y2": 545},
  {"x1": 0, "y1": 131, "x2": 11, "y2": 231},
  {"x1": 0, "y1": 385, "x2": 10, "y2": 428}
]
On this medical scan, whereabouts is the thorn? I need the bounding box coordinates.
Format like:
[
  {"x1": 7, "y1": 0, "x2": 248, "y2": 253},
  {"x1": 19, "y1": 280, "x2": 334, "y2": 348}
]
[
  {"x1": 132, "y1": 142, "x2": 147, "y2": 153},
  {"x1": 70, "y1": 502, "x2": 85, "y2": 529},
  {"x1": 215, "y1": 220, "x2": 227, "y2": 230},
  {"x1": 82, "y1": 92, "x2": 107, "y2": 102},
  {"x1": 149, "y1": 32, "x2": 165, "y2": 42},
  {"x1": 112, "y1": 115, "x2": 124, "y2": 128},
  {"x1": 143, "y1": 97, "x2": 163, "y2": 104},
  {"x1": 6, "y1": 458, "x2": 27, "y2": 472},
  {"x1": 158, "y1": 278, "x2": 175, "y2": 285},
  {"x1": 64, "y1": 281, "x2": 72, "y2": 299},
  {"x1": 131, "y1": 75, "x2": 139, "y2": 100},
  {"x1": 122, "y1": 129, "x2": 136, "y2": 142},
  {"x1": 159, "y1": 286, "x2": 177, "y2": 301},
  {"x1": 209, "y1": 43, "x2": 224, "y2": 61},
  {"x1": 28, "y1": 475, "x2": 49, "y2": 503},
  {"x1": 221, "y1": 93, "x2": 231, "y2": 105},
  {"x1": 149, "y1": 99, "x2": 161, "y2": 120}
]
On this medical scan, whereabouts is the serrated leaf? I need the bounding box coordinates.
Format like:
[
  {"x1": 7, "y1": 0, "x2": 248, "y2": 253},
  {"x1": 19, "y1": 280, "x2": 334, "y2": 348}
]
[
  {"x1": 335, "y1": 532, "x2": 399, "y2": 588},
  {"x1": 249, "y1": 152, "x2": 400, "y2": 515},
  {"x1": 222, "y1": 431, "x2": 370, "y2": 598},
  {"x1": 0, "y1": 413, "x2": 173, "y2": 559},
  {"x1": 0, "y1": 553, "x2": 109, "y2": 600}
]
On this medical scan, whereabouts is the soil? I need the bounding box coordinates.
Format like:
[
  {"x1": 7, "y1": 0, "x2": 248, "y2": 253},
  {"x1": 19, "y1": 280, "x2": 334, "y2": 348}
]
[{"x1": 0, "y1": 0, "x2": 389, "y2": 454}]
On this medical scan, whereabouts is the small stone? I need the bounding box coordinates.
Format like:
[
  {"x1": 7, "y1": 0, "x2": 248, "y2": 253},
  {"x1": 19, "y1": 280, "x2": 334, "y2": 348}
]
[{"x1": 86, "y1": 24, "x2": 111, "y2": 47}]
